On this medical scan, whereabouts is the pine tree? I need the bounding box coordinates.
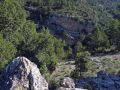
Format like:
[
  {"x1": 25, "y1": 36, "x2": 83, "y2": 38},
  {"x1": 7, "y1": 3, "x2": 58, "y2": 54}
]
[{"x1": 75, "y1": 51, "x2": 90, "y2": 78}]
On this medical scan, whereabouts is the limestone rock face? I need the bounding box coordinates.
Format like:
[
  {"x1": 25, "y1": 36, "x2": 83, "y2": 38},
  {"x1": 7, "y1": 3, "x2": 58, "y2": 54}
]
[
  {"x1": 46, "y1": 14, "x2": 94, "y2": 45},
  {"x1": 46, "y1": 14, "x2": 94, "y2": 36},
  {"x1": 0, "y1": 57, "x2": 48, "y2": 90}
]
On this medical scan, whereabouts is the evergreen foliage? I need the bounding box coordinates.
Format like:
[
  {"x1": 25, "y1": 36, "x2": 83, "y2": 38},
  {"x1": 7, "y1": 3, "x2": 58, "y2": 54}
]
[
  {"x1": 0, "y1": 34, "x2": 16, "y2": 70},
  {"x1": 72, "y1": 51, "x2": 91, "y2": 78},
  {"x1": 0, "y1": 0, "x2": 120, "y2": 79}
]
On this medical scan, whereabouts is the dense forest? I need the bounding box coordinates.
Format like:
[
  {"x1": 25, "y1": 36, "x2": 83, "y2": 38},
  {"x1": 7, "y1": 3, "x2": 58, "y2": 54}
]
[{"x1": 0, "y1": 0, "x2": 120, "y2": 89}]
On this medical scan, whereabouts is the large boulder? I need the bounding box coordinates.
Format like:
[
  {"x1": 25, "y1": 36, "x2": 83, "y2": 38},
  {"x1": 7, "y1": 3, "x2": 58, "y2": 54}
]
[
  {"x1": 57, "y1": 77, "x2": 75, "y2": 90},
  {"x1": 57, "y1": 77, "x2": 86, "y2": 90},
  {"x1": 60, "y1": 77, "x2": 75, "y2": 88},
  {"x1": 0, "y1": 57, "x2": 48, "y2": 90}
]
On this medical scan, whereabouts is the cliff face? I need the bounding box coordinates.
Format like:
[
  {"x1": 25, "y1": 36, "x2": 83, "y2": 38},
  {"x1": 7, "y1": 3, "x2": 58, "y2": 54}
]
[
  {"x1": 27, "y1": 6, "x2": 94, "y2": 44},
  {"x1": 46, "y1": 14, "x2": 94, "y2": 45},
  {"x1": 0, "y1": 57, "x2": 48, "y2": 90},
  {"x1": 27, "y1": 7, "x2": 94, "y2": 37},
  {"x1": 46, "y1": 14, "x2": 94, "y2": 36}
]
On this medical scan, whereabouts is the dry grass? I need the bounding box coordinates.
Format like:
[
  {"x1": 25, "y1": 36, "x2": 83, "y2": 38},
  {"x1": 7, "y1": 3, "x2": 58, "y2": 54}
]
[{"x1": 50, "y1": 61, "x2": 75, "y2": 82}]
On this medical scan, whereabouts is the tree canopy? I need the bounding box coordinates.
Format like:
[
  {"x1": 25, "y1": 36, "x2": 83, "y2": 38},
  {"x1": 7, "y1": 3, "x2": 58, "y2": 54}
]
[{"x1": 0, "y1": 34, "x2": 16, "y2": 70}]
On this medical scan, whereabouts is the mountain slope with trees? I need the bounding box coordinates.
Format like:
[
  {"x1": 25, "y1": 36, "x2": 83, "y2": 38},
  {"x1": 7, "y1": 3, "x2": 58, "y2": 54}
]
[{"x1": 0, "y1": 0, "x2": 120, "y2": 89}]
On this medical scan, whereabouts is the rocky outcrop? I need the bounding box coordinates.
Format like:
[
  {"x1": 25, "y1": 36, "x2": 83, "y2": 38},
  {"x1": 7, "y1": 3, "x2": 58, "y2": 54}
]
[
  {"x1": 57, "y1": 77, "x2": 86, "y2": 90},
  {"x1": 0, "y1": 57, "x2": 48, "y2": 90},
  {"x1": 76, "y1": 71, "x2": 120, "y2": 90},
  {"x1": 46, "y1": 14, "x2": 94, "y2": 37},
  {"x1": 57, "y1": 77, "x2": 75, "y2": 90},
  {"x1": 60, "y1": 77, "x2": 75, "y2": 88},
  {"x1": 26, "y1": 5, "x2": 94, "y2": 45}
]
